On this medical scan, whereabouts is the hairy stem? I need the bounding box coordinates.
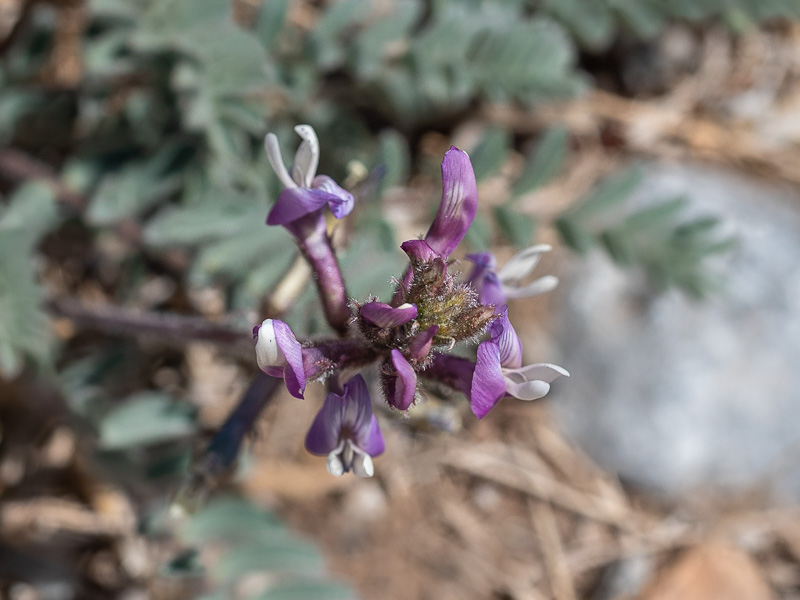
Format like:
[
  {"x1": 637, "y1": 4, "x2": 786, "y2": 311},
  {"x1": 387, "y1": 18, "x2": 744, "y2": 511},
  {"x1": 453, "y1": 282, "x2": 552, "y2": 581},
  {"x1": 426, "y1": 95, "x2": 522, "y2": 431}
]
[
  {"x1": 50, "y1": 298, "x2": 252, "y2": 357},
  {"x1": 294, "y1": 216, "x2": 351, "y2": 336}
]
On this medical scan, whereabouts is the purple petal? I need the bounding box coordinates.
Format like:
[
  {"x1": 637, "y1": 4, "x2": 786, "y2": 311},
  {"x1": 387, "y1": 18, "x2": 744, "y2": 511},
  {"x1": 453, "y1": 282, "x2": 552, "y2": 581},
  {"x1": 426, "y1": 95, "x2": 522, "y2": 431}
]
[
  {"x1": 312, "y1": 175, "x2": 354, "y2": 219},
  {"x1": 340, "y1": 375, "x2": 385, "y2": 457},
  {"x1": 465, "y1": 252, "x2": 507, "y2": 307},
  {"x1": 493, "y1": 311, "x2": 523, "y2": 369},
  {"x1": 407, "y1": 325, "x2": 438, "y2": 361},
  {"x1": 466, "y1": 252, "x2": 497, "y2": 272},
  {"x1": 272, "y1": 320, "x2": 306, "y2": 398},
  {"x1": 424, "y1": 147, "x2": 478, "y2": 258},
  {"x1": 304, "y1": 391, "x2": 343, "y2": 455},
  {"x1": 426, "y1": 353, "x2": 474, "y2": 398},
  {"x1": 478, "y1": 271, "x2": 507, "y2": 307},
  {"x1": 340, "y1": 374, "x2": 373, "y2": 433},
  {"x1": 386, "y1": 350, "x2": 417, "y2": 411},
  {"x1": 358, "y1": 415, "x2": 385, "y2": 457},
  {"x1": 470, "y1": 338, "x2": 506, "y2": 419},
  {"x1": 400, "y1": 239, "x2": 439, "y2": 263},
  {"x1": 267, "y1": 187, "x2": 336, "y2": 226},
  {"x1": 360, "y1": 302, "x2": 418, "y2": 328}
]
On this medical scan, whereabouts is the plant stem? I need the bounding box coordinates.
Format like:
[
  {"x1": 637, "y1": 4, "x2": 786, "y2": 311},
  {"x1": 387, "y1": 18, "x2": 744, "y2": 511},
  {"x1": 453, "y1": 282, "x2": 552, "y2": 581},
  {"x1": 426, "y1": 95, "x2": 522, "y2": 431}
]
[
  {"x1": 174, "y1": 373, "x2": 281, "y2": 513},
  {"x1": 294, "y1": 217, "x2": 351, "y2": 336},
  {"x1": 50, "y1": 298, "x2": 252, "y2": 356}
]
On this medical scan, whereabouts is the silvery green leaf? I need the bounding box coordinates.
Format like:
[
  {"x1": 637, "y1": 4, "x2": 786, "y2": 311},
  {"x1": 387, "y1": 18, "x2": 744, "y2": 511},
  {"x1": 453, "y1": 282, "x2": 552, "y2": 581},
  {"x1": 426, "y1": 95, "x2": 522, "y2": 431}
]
[
  {"x1": 257, "y1": 581, "x2": 356, "y2": 600},
  {"x1": 568, "y1": 165, "x2": 643, "y2": 222},
  {"x1": 97, "y1": 392, "x2": 195, "y2": 450},
  {"x1": 213, "y1": 540, "x2": 324, "y2": 581},
  {"x1": 181, "y1": 498, "x2": 285, "y2": 545},
  {"x1": 469, "y1": 127, "x2": 510, "y2": 182},
  {"x1": 493, "y1": 206, "x2": 535, "y2": 248},
  {"x1": 0, "y1": 181, "x2": 58, "y2": 242},
  {"x1": 544, "y1": 0, "x2": 614, "y2": 49},
  {"x1": 511, "y1": 127, "x2": 568, "y2": 198},
  {"x1": 143, "y1": 188, "x2": 265, "y2": 247},
  {"x1": 255, "y1": 0, "x2": 290, "y2": 50},
  {"x1": 0, "y1": 233, "x2": 51, "y2": 377},
  {"x1": 610, "y1": 0, "x2": 665, "y2": 38},
  {"x1": 377, "y1": 129, "x2": 410, "y2": 195}
]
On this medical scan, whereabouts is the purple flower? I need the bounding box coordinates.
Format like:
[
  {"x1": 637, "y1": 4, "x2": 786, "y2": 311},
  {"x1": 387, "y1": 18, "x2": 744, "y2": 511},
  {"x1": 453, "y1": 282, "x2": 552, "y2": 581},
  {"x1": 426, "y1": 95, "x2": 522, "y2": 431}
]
[
  {"x1": 407, "y1": 325, "x2": 438, "y2": 362},
  {"x1": 470, "y1": 309, "x2": 569, "y2": 419},
  {"x1": 254, "y1": 319, "x2": 306, "y2": 399},
  {"x1": 423, "y1": 146, "x2": 478, "y2": 258},
  {"x1": 305, "y1": 375, "x2": 385, "y2": 477},
  {"x1": 382, "y1": 349, "x2": 417, "y2": 411},
  {"x1": 467, "y1": 245, "x2": 558, "y2": 308},
  {"x1": 360, "y1": 302, "x2": 417, "y2": 328},
  {"x1": 264, "y1": 125, "x2": 354, "y2": 236}
]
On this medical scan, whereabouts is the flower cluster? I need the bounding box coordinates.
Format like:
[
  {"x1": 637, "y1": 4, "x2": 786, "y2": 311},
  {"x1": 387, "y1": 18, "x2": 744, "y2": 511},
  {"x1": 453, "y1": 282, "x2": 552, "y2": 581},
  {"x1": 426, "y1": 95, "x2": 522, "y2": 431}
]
[{"x1": 255, "y1": 125, "x2": 568, "y2": 477}]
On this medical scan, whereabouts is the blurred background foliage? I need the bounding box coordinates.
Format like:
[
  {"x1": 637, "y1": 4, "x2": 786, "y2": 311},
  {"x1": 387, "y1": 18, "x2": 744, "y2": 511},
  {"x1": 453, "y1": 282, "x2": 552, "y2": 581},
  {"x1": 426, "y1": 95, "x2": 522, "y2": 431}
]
[{"x1": 0, "y1": 0, "x2": 794, "y2": 597}]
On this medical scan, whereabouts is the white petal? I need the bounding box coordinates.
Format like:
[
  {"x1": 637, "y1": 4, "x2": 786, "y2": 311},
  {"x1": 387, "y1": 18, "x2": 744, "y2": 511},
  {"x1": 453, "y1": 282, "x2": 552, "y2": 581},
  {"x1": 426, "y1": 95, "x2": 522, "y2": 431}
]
[
  {"x1": 326, "y1": 452, "x2": 345, "y2": 477},
  {"x1": 352, "y1": 450, "x2": 374, "y2": 478},
  {"x1": 503, "y1": 275, "x2": 559, "y2": 299},
  {"x1": 507, "y1": 363, "x2": 570, "y2": 382},
  {"x1": 264, "y1": 133, "x2": 297, "y2": 189},
  {"x1": 497, "y1": 244, "x2": 552, "y2": 282},
  {"x1": 503, "y1": 377, "x2": 551, "y2": 401},
  {"x1": 255, "y1": 319, "x2": 286, "y2": 371},
  {"x1": 293, "y1": 124, "x2": 320, "y2": 187}
]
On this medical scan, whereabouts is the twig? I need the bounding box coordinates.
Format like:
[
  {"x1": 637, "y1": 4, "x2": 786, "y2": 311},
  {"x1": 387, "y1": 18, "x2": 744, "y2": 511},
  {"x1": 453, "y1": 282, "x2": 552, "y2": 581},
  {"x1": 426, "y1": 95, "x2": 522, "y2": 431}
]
[
  {"x1": 529, "y1": 499, "x2": 578, "y2": 600},
  {"x1": 49, "y1": 298, "x2": 253, "y2": 356},
  {"x1": 441, "y1": 444, "x2": 640, "y2": 530}
]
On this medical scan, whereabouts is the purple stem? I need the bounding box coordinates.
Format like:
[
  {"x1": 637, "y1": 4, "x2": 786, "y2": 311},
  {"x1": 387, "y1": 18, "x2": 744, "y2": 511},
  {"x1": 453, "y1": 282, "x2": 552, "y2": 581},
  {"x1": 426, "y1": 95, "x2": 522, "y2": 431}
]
[
  {"x1": 292, "y1": 215, "x2": 351, "y2": 336},
  {"x1": 420, "y1": 352, "x2": 475, "y2": 398},
  {"x1": 303, "y1": 338, "x2": 381, "y2": 379}
]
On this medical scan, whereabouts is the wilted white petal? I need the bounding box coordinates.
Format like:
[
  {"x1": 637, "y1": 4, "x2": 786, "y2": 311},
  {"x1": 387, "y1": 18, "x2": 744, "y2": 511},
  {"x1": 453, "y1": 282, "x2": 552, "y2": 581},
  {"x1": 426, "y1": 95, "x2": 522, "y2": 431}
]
[
  {"x1": 503, "y1": 275, "x2": 559, "y2": 299},
  {"x1": 264, "y1": 133, "x2": 297, "y2": 189},
  {"x1": 293, "y1": 124, "x2": 320, "y2": 187},
  {"x1": 352, "y1": 449, "x2": 374, "y2": 478},
  {"x1": 497, "y1": 244, "x2": 552, "y2": 282},
  {"x1": 255, "y1": 319, "x2": 286, "y2": 371},
  {"x1": 326, "y1": 452, "x2": 345, "y2": 477}
]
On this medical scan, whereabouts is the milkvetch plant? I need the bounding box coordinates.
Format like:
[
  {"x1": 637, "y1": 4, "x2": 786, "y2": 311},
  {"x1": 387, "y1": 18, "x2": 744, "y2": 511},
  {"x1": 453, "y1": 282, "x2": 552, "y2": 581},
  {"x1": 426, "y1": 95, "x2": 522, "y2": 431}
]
[{"x1": 255, "y1": 125, "x2": 569, "y2": 477}]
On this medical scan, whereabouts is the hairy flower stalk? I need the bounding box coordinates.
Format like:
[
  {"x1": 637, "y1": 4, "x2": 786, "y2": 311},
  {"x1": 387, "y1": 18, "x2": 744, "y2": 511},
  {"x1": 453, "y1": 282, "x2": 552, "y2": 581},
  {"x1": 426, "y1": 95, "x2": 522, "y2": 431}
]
[{"x1": 256, "y1": 128, "x2": 567, "y2": 476}]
